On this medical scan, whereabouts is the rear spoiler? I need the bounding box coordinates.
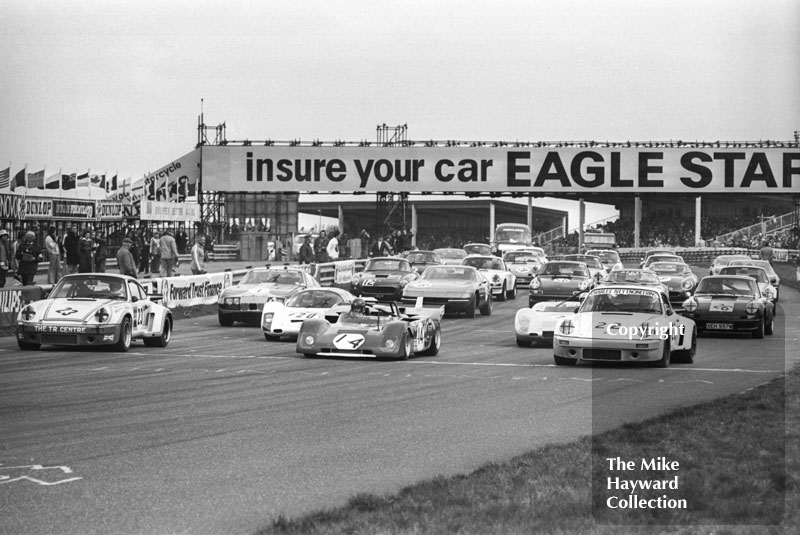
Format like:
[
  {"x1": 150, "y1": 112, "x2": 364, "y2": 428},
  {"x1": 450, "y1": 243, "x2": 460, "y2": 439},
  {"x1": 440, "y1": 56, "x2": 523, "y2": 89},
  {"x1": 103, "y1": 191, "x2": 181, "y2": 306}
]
[{"x1": 398, "y1": 297, "x2": 445, "y2": 320}]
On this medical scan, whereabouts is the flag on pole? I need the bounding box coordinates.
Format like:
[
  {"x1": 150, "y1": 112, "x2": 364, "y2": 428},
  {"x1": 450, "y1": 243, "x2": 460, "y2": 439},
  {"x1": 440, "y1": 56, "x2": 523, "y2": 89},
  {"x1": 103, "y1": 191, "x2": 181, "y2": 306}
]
[
  {"x1": 108, "y1": 173, "x2": 118, "y2": 193},
  {"x1": 27, "y1": 169, "x2": 45, "y2": 189},
  {"x1": 45, "y1": 169, "x2": 61, "y2": 189},
  {"x1": 76, "y1": 171, "x2": 89, "y2": 188},
  {"x1": 98, "y1": 174, "x2": 106, "y2": 191},
  {"x1": 62, "y1": 172, "x2": 76, "y2": 190},
  {"x1": 0, "y1": 167, "x2": 9, "y2": 190},
  {"x1": 10, "y1": 166, "x2": 26, "y2": 191}
]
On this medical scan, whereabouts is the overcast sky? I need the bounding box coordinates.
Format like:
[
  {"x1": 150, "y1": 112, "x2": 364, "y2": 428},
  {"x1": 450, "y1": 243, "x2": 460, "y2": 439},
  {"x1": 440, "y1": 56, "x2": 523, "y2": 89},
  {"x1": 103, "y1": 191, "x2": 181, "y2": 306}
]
[{"x1": 2, "y1": 0, "x2": 798, "y2": 197}]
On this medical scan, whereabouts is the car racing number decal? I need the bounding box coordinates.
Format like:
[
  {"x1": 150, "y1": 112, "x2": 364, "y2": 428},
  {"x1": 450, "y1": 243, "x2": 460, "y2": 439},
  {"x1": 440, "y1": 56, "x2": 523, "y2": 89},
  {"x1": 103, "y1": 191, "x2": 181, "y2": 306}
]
[
  {"x1": 333, "y1": 333, "x2": 365, "y2": 350},
  {"x1": 362, "y1": 279, "x2": 377, "y2": 286},
  {"x1": 594, "y1": 321, "x2": 621, "y2": 330},
  {"x1": 288, "y1": 312, "x2": 319, "y2": 319},
  {"x1": 132, "y1": 305, "x2": 148, "y2": 328}
]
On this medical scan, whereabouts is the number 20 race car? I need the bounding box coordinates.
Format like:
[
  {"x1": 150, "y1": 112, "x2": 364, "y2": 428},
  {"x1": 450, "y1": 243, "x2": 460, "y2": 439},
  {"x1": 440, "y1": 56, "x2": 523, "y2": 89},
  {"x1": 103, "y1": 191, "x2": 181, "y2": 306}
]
[
  {"x1": 296, "y1": 298, "x2": 443, "y2": 360},
  {"x1": 16, "y1": 274, "x2": 173, "y2": 352}
]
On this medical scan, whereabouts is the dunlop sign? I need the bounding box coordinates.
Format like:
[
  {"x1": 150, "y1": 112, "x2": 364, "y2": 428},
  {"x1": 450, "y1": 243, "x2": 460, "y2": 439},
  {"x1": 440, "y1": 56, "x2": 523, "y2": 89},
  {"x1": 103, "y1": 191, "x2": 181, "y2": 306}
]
[{"x1": 201, "y1": 146, "x2": 800, "y2": 194}]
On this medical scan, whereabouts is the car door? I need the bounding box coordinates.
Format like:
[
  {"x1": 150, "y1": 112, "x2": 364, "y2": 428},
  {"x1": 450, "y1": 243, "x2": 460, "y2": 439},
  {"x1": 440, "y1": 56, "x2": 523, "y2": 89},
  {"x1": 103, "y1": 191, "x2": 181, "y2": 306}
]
[{"x1": 127, "y1": 280, "x2": 151, "y2": 337}]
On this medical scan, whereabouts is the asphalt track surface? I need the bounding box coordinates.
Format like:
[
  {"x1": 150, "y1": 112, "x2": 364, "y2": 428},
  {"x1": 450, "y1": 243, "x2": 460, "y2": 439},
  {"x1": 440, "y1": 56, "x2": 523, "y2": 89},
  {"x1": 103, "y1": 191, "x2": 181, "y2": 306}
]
[{"x1": 1, "y1": 278, "x2": 797, "y2": 535}]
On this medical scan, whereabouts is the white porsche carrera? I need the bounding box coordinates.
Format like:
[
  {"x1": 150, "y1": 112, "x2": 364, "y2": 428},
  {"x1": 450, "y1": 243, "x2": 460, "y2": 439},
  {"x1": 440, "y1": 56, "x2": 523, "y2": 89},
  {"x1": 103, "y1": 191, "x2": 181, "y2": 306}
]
[{"x1": 16, "y1": 273, "x2": 173, "y2": 352}]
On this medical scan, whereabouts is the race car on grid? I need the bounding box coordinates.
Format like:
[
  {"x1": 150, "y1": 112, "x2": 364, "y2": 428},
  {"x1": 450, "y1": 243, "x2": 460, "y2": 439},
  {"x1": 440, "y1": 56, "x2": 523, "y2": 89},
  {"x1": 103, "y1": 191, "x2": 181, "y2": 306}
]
[
  {"x1": 350, "y1": 257, "x2": 420, "y2": 301},
  {"x1": 218, "y1": 266, "x2": 320, "y2": 326},
  {"x1": 460, "y1": 254, "x2": 517, "y2": 300},
  {"x1": 401, "y1": 264, "x2": 492, "y2": 317},
  {"x1": 553, "y1": 286, "x2": 697, "y2": 367},
  {"x1": 16, "y1": 273, "x2": 173, "y2": 352},
  {"x1": 514, "y1": 296, "x2": 581, "y2": 347},
  {"x1": 261, "y1": 287, "x2": 357, "y2": 341},
  {"x1": 528, "y1": 260, "x2": 595, "y2": 306},
  {"x1": 295, "y1": 298, "x2": 443, "y2": 360},
  {"x1": 680, "y1": 275, "x2": 774, "y2": 338}
]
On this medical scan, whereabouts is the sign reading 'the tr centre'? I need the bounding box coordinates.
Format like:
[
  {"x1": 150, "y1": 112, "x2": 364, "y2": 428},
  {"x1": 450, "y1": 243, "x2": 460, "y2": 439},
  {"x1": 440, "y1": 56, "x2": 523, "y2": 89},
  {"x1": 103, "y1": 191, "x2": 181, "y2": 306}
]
[{"x1": 200, "y1": 146, "x2": 800, "y2": 194}]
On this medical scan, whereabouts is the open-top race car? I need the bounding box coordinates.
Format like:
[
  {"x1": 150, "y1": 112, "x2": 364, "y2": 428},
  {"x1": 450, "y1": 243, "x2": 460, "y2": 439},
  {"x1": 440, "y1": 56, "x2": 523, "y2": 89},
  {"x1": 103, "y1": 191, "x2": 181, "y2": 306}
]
[
  {"x1": 295, "y1": 298, "x2": 443, "y2": 359},
  {"x1": 514, "y1": 297, "x2": 581, "y2": 347},
  {"x1": 16, "y1": 273, "x2": 173, "y2": 352},
  {"x1": 218, "y1": 266, "x2": 320, "y2": 326},
  {"x1": 261, "y1": 287, "x2": 357, "y2": 340}
]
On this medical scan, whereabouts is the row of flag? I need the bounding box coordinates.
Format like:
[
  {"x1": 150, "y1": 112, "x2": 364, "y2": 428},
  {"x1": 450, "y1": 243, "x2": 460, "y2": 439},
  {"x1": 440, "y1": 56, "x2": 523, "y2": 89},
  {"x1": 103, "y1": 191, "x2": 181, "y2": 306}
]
[{"x1": 0, "y1": 166, "x2": 130, "y2": 194}]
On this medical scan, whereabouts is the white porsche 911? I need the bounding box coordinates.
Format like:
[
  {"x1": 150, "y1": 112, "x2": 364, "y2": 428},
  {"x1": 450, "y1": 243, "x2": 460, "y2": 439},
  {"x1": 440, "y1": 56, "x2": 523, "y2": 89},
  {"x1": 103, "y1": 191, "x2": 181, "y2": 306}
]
[{"x1": 16, "y1": 273, "x2": 173, "y2": 352}]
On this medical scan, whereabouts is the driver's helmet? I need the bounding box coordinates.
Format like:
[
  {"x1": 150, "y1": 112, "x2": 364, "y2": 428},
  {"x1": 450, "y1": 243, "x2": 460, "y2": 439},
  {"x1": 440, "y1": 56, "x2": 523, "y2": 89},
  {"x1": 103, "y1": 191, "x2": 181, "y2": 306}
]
[
  {"x1": 350, "y1": 298, "x2": 366, "y2": 315},
  {"x1": 108, "y1": 280, "x2": 124, "y2": 296}
]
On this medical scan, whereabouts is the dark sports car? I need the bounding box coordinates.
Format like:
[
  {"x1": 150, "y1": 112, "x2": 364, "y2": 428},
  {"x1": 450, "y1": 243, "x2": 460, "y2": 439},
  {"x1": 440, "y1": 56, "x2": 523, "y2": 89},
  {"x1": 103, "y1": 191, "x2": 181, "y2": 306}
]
[
  {"x1": 649, "y1": 261, "x2": 698, "y2": 307},
  {"x1": 350, "y1": 257, "x2": 419, "y2": 301},
  {"x1": 681, "y1": 275, "x2": 774, "y2": 338},
  {"x1": 296, "y1": 299, "x2": 443, "y2": 359},
  {"x1": 528, "y1": 261, "x2": 594, "y2": 306}
]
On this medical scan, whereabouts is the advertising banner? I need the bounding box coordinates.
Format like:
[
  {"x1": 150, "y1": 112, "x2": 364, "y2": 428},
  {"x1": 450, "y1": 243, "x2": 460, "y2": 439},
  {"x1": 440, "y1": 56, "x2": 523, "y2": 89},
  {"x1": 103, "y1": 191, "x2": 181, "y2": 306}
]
[
  {"x1": 200, "y1": 145, "x2": 800, "y2": 194},
  {"x1": 0, "y1": 194, "x2": 25, "y2": 220},
  {"x1": 140, "y1": 200, "x2": 201, "y2": 222},
  {"x1": 0, "y1": 286, "x2": 45, "y2": 332},
  {"x1": 22, "y1": 197, "x2": 54, "y2": 219},
  {"x1": 52, "y1": 199, "x2": 96, "y2": 220},
  {"x1": 96, "y1": 201, "x2": 126, "y2": 221},
  {"x1": 156, "y1": 271, "x2": 233, "y2": 308},
  {"x1": 333, "y1": 260, "x2": 355, "y2": 285},
  {"x1": 144, "y1": 149, "x2": 200, "y2": 201}
]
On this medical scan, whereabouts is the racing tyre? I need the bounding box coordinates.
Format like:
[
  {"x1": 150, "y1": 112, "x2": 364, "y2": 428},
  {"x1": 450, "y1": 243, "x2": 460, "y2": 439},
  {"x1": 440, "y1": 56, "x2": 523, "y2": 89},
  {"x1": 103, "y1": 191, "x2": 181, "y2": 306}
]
[
  {"x1": 465, "y1": 295, "x2": 476, "y2": 318},
  {"x1": 765, "y1": 312, "x2": 774, "y2": 336},
  {"x1": 419, "y1": 326, "x2": 441, "y2": 356},
  {"x1": 753, "y1": 318, "x2": 765, "y2": 339},
  {"x1": 144, "y1": 317, "x2": 172, "y2": 347},
  {"x1": 397, "y1": 331, "x2": 412, "y2": 360},
  {"x1": 112, "y1": 317, "x2": 132, "y2": 353},
  {"x1": 554, "y1": 354, "x2": 576, "y2": 366},
  {"x1": 674, "y1": 328, "x2": 696, "y2": 363},
  {"x1": 498, "y1": 283, "x2": 507, "y2": 301},
  {"x1": 479, "y1": 294, "x2": 493, "y2": 316},
  {"x1": 651, "y1": 342, "x2": 670, "y2": 368},
  {"x1": 18, "y1": 339, "x2": 41, "y2": 350},
  {"x1": 218, "y1": 313, "x2": 234, "y2": 327},
  {"x1": 507, "y1": 284, "x2": 517, "y2": 300}
]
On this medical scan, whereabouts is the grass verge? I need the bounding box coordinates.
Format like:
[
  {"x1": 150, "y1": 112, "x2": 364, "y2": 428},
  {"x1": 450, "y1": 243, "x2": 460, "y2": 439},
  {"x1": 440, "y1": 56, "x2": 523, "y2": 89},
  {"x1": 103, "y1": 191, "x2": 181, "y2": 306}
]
[{"x1": 258, "y1": 369, "x2": 798, "y2": 535}]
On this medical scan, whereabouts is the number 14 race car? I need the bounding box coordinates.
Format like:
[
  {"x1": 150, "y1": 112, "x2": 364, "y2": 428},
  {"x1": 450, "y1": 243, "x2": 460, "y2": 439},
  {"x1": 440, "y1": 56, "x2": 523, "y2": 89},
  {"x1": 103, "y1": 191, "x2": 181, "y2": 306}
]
[{"x1": 296, "y1": 298, "x2": 443, "y2": 360}]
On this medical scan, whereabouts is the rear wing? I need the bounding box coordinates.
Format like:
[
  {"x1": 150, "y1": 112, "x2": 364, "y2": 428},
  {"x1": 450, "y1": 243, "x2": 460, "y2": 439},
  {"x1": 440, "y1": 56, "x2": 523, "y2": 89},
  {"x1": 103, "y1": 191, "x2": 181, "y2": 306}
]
[{"x1": 398, "y1": 297, "x2": 445, "y2": 321}]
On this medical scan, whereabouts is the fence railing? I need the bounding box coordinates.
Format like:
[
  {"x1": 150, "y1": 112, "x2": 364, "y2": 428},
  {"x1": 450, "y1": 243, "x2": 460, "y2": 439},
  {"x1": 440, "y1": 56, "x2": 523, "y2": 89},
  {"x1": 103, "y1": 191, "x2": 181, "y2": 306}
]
[{"x1": 535, "y1": 225, "x2": 565, "y2": 245}]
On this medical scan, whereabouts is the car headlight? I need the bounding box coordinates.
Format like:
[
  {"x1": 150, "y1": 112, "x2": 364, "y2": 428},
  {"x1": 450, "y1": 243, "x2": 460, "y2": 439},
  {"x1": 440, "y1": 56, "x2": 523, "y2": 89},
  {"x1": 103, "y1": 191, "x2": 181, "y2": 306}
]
[
  {"x1": 683, "y1": 298, "x2": 698, "y2": 312},
  {"x1": 302, "y1": 334, "x2": 315, "y2": 346},
  {"x1": 517, "y1": 314, "x2": 530, "y2": 330},
  {"x1": 351, "y1": 276, "x2": 360, "y2": 285},
  {"x1": 577, "y1": 279, "x2": 590, "y2": 290},
  {"x1": 384, "y1": 339, "x2": 396, "y2": 350},
  {"x1": 763, "y1": 287, "x2": 775, "y2": 299},
  {"x1": 682, "y1": 278, "x2": 695, "y2": 290},
  {"x1": 224, "y1": 297, "x2": 240, "y2": 306},
  {"x1": 530, "y1": 278, "x2": 541, "y2": 289},
  {"x1": 559, "y1": 319, "x2": 574, "y2": 335},
  {"x1": 21, "y1": 306, "x2": 36, "y2": 321},
  {"x1": 745, "y1": 301, "x2": 759, "y2": 316},
  {"x1": 262, "y1": 313, "x2": 274, "y2": 329},
  {"x1": 94, "y1": 307, "x2": 110, "y2": 323}
]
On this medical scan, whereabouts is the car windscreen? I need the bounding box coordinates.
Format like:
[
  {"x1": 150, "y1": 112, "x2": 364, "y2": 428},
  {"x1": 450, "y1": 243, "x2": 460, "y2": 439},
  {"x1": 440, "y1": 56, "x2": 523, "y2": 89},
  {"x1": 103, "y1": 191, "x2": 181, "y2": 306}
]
[
  {"x1": 462, "y1": 257, "x2": 503, "y2": 270},
  {"x1": 719, "y1": 267, "x2": 768, "y2": 283},
  {"x1": 581, "y1": 288, "x2": 663, "y2": 314},
  {"x1": 286, "y1": 290, "x2": 344, "y2": 308},
  {"x1": 365, "y1": 259, "x2": 411, "y2": 272},
  {"x1": 538, "y1": 263, "x2": 588, "y2": 277},
  {"x1": 241, "y1": 270, "x2": 301, "y2": 285},
  {"x1": 51, "y1": 276, "x2": 128, "y2": 300},
  {"x1": 695, "y1": 277, "x2": 757, "y2": 297},
  {"x1": 563, "y1": 256, "x2": 602, "y2": 269},
  {"x1": 650, "y1": 262, "x2": 691, "y2": 274},
  {"x1": 606, "y1": 270, "x2": 660, "y2": 284},
  {"x1": 422, "y1": 266, "x2": 478, "y2": 281}
]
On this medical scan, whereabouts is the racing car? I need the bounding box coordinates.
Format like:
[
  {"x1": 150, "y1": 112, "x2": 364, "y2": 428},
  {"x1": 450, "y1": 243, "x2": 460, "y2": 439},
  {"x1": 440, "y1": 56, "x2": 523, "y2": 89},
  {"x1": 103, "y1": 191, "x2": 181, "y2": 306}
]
[
  {"x1": 350, "y1": 257, "x2": 419, "y2": 301},
  {"x1": 261, "y1": 287, "x2": 357, "y2": 340},
  {"x1": 295, "y1": 298, "x2": 443, "y2": 359},
  {"x1": 561, "y1": 254, "x2": 606, "y2": 282},
  {"x1": 585, "y1": 249, "x2": 624, "y2": 273},
  {"x1": 503, "y1": 249, "x2": 545, "y2": 286},
  {"x1": 528, "y1": 261, "x2": 595, "y2": 306},
  {"x1": 401, "y1": 264, "x2": 493, "y2": 317},
  {"x1": 514, "y1": 297, "x2": 580, "y2": 347},
  {"x1": 648, "y1": 261, "x2": 698, "y2": 308},
  {"x1": 553, "y1": 286, "x2": 697, "y2": 367},
  {"x1": 16, "y1": 273, "x2": 173, "y2": 352},
  {"x1": 680, "y1": 275, "x2": 774, "y2": 338},
  {"x1": 218, "y1": 266, "x2": 320, "y2": 326},
  {"x1": 461, "y1": 255, "x2": 517, "y2": 300}
]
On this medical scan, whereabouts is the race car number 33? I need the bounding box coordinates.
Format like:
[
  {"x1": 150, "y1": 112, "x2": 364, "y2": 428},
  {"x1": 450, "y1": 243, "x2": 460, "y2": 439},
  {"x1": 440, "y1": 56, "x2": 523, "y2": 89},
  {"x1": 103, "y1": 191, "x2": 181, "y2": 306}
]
[{"x1": 333, "y1": 333, "x2": 365, "y2": 350}]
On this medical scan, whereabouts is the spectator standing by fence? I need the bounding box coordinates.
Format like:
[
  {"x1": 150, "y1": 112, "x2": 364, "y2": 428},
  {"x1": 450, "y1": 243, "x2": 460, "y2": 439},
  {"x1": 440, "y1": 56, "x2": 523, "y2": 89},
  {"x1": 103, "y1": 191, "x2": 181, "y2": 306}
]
[
  {"x1": 326, "y1": 229, "x2": 340, "y2": 261},
  {"x1": 190, "y1": 235, "x2": 206, "y2": 275},
  {"x1": 314, "y1": 230, "x2": 328, "y2": 263},
  {"x1": 63, "y1": 225, "x2": 80, "y2": 275},
  {"x1": 298, "y1": 234, "x2": 314, "y2": 264},
  {"x1": 159, "y1": 228, "x2": 179, "y2": 277},
  {"x1": 0, "y1": 229, "x2": 10, "y2": 287},
  {"x1": 93, "y1": 231, "x2": 108, "y2": 273},
  {"x1": 116, "y1": 238, "x2": 138, "y2": 278},
  {"x1": 45, "y1": 226, "x2": 61, "y2": 284},
  {"x1": 149, "y1": 231, "x2": 161, "y2": 273},
  {"x1": 15, "y1": 231, "x2": 42, "y2": 286},
  {"x1": 79, "y1": 229, "x2": 95, "y2": 273}
]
